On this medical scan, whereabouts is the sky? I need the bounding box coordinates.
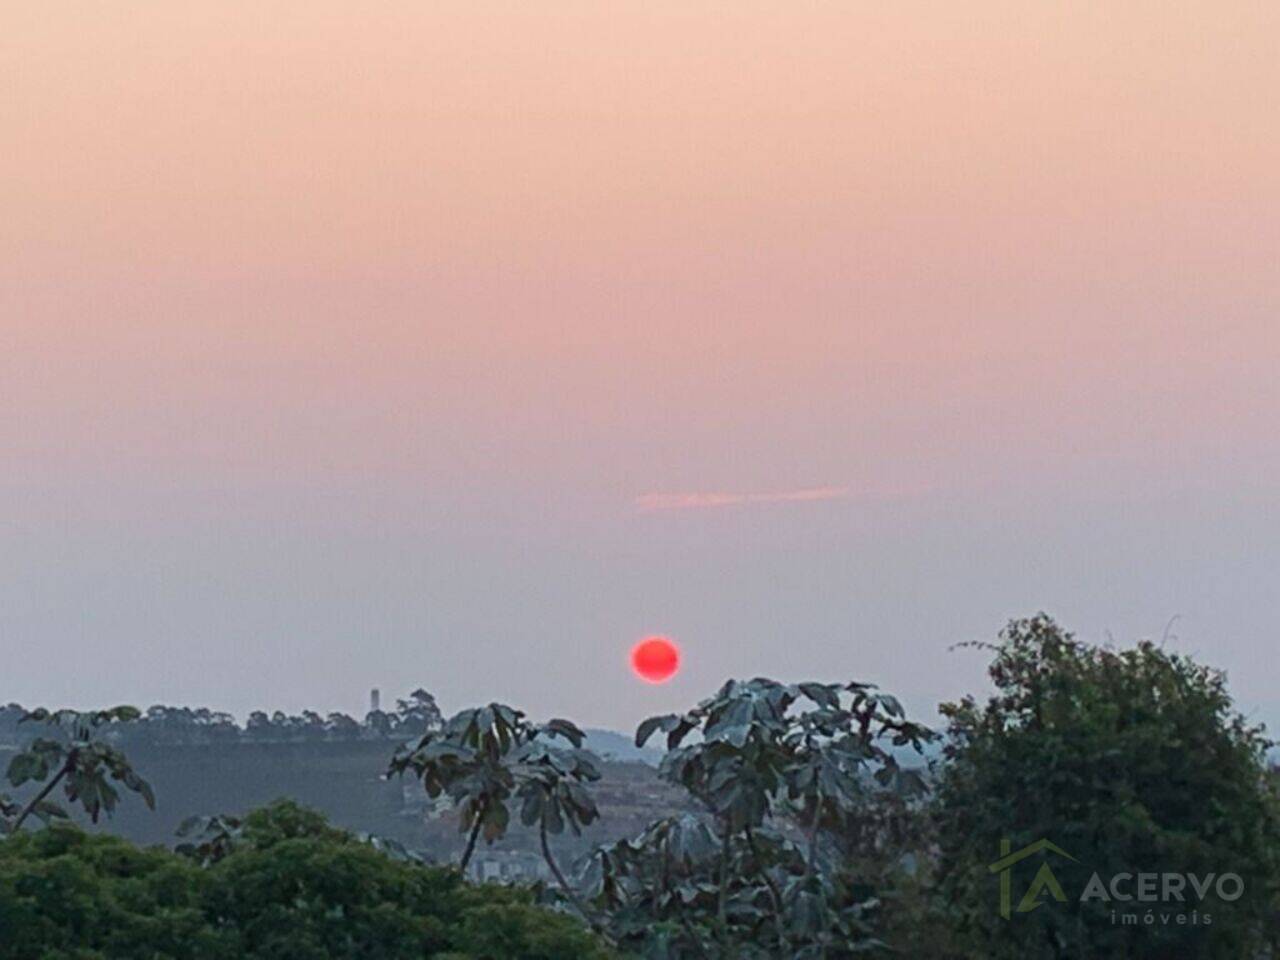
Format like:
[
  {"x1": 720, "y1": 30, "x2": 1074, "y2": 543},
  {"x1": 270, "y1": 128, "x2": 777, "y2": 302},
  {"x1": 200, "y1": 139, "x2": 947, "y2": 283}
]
[{"x1": 2, "y1": 2, "x2": 1278, "y2": 733}]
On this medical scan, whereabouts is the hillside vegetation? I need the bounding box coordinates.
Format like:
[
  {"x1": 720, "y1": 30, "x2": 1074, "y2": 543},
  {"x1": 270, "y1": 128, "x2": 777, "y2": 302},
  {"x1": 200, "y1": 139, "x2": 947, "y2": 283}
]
[{"x1": 2, "y1": 616, "x2": 1277, "y2": 958}]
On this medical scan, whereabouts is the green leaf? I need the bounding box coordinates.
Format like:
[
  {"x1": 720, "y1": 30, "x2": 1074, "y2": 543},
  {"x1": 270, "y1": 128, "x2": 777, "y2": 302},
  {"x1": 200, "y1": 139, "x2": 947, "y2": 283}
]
[
  {"x1": 6, "y1": 752, "x2": 46, "y2": 788},
  {"x1": 542, "y1": 718, "x2": 585, "y2": 748},
  {"x1": 520, "y1": 790, "x2": 543, "y2": 827},
  {"x1": 635, "y1": 714, "x2": 676, "y2": 748},
  {"x1": 481, "y1": 800, "x2": 510, "y2": 842},
  {"x1": 799, "y1": 683, "x2": 839, "y2": 710}
]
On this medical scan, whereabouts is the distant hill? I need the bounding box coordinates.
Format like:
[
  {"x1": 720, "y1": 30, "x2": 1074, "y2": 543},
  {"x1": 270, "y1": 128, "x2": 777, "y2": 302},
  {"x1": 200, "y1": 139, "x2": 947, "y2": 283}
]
[
  {"x1": 583, "y1": 728, "x2": 940, "y2": 768},
  {"x1": 583, "y1": 727, "x2": 661, "y2": 764}
]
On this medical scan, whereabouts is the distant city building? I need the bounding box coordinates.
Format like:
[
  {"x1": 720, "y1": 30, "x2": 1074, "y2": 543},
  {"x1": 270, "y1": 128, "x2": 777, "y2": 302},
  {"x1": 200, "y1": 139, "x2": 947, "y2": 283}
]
[
  {"x1": 471, "y1": 850, "x2": 552, "y2": 883},
  {"x1": 370, "y1": 688, "x2": 381, "y2": 713}
]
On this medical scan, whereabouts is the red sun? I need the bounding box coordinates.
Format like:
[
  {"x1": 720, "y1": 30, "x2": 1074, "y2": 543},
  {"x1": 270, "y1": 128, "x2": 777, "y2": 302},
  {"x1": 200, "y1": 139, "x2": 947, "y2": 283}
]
[{"x1": 631, "y1": 636, "x2": 681, "y2": 684}]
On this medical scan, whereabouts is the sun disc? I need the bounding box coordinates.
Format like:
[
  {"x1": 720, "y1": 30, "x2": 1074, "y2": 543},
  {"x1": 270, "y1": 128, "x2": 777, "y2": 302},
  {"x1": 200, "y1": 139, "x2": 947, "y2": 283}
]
[{"x1": 631, "y1": 636, "x2": 680, "y2": 684}]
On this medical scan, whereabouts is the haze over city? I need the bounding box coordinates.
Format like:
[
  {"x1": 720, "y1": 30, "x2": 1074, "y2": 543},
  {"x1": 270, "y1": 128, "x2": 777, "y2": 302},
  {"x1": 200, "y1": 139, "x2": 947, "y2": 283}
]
[{"x1": 4, "y1": 2, "x2": 1278, "y2": 733}]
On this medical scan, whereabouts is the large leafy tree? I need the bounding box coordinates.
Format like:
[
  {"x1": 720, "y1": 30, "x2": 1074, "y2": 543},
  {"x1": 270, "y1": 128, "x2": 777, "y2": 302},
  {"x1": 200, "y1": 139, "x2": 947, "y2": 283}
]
[
  {"x1": 0, "y1": 800, "x2": 614, "y2": 960},
  {"x1": 584, "y1": 677, "x2": 935, "y2": 958},
  {"x1": 933, "y1": 615, "x2": 1280, "y2": 959},
  {"x1": 1, "y1": 706, "x2": 155, "y2": 835},
  {"x1": 209, "y1": 801, "x2": 613, "y2": 958}
]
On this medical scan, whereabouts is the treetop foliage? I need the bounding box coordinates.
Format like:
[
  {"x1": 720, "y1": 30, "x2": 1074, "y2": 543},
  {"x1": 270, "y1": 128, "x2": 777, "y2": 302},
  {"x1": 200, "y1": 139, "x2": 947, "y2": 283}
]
[
  {"x1": 933, "y1": 614, "x2": 1280, "y2": 959},
  {"x1": 0, "y1": 688, "x2": 447, "y2": 751},
  {"x1": 579, "y1": 676, "x2": 938, "y2": 958},
  {"x1": 0, "y1": 800, "x2": 613, "y2": 960}
]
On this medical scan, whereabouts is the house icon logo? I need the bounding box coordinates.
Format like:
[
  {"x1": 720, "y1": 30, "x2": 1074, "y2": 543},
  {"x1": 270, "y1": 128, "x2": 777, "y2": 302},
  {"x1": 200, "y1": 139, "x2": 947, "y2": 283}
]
[{"x1": 988, "y1": 838, "x2": 1077, "y2": 919}]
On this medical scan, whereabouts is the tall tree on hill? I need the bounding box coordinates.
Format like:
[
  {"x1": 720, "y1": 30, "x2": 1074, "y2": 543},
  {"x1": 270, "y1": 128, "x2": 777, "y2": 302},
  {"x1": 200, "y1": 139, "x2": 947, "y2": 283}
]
[{"x1": 395, "y1": 688, "x2": 443, "y2": 736}]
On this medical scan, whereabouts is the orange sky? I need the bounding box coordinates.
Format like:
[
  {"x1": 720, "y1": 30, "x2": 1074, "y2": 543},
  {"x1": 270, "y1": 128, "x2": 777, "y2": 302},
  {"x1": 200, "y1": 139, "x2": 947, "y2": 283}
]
[{"x1": 2, "y1": 2, "x2": 1278, "y2": 725}]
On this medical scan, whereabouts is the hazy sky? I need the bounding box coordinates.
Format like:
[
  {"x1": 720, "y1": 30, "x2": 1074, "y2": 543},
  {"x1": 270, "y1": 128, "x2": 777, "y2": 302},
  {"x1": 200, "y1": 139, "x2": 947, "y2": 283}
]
[{"x1": 3, "y1": 2, "x2": 1278, "y2": 732}]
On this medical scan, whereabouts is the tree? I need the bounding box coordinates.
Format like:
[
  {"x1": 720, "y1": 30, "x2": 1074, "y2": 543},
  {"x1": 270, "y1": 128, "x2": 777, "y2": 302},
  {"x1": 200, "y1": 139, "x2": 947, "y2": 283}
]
[
  {"x1": 584, "y1": 676, "x2": 935, "y2": 958},
  {"x1": 245, "y1": 710, "x2": 274, "y2": 741},
  {"x1": 395, "y1": 687, "x2": 443, "y2": 736},
  {"x1": 2, "y1": 706, "x2": 155, "y2": 835},
  {"x1": 0, "y1": 825, "x2": 226, "y2": 959},
  {"x1": 325, "y1": 711, "x2": 361, "y2": 739},
  {"x1": 300, "y1": 709, "x2": 327, "y2": 740},
  {"x1": 388, "y1": 702, "x2": 606, "y2": 932},
  {"x1": 514, "y1": 721, "x2": 605, "y2": 927},
  {"x1": 364, "y1": 707, "x2": 395, "y2": 737},
  {"x1": 933, "y1": 615, "x2": 1280, "y2": 959},
  {"x1": 0, "y1": 800, "x2": 615, "y2": 959}
]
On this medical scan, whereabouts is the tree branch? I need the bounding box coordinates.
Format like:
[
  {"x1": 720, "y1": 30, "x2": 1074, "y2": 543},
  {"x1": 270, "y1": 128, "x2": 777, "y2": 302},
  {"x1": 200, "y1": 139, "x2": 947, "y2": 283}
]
[
  {"x1": 745, "y1": 825, "x2": 789, "y2": 955},
  {"x1": 10, "y1": 763, "x2": 69, "y2": 834},
  {"x1": 717, "y1": 824, "x2": 732, "y2": 957},
  {"x1": 458, "y1": 797, "x2": 488, "y2": 873},
  {"x1": 539, "y1": 820, "x2": 615, "y2": 947}
]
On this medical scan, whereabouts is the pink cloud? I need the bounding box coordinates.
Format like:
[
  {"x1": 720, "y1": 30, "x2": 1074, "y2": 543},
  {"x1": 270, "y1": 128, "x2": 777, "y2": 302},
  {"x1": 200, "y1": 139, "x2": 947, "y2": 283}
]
[{"x1": 635, "y1": 486, "x2": 853, "y2": 512}]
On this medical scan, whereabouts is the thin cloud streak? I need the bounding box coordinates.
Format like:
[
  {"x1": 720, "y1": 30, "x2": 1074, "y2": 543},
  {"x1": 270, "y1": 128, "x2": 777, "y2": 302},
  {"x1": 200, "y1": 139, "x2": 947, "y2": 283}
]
[{"x1": 635, "y1": 486, "x2": 853, "y2": 512}]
